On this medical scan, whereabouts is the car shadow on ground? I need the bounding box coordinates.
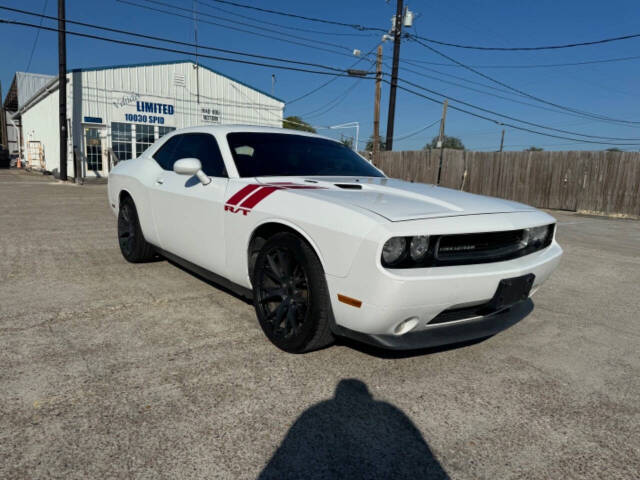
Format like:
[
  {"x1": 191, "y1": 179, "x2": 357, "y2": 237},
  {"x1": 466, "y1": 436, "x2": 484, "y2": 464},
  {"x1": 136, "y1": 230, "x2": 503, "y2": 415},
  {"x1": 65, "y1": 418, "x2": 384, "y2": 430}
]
[
  {"x1": 163, "y1": 257, "x2": 253, "y2": 303},
  {"x1": 335, "y1": 335, "x2": 492, "y2": 360},
  {"x1": 258, "y1": 378, "x2": 449, "y2": 480}
]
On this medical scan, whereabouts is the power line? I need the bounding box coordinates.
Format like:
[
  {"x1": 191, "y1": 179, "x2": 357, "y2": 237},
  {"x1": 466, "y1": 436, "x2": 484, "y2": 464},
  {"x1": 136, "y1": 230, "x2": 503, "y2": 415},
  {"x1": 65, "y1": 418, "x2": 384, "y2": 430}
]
[
  {"x1": 24, "y1": 0, "x2": 48, "y2": 71},
  {"x1": 301, "y1": 80, "x2": 363, "y2": 119},
  {"x1": 1, "y1": 5, "x2": 351, "y2": 73},
  {"x1": 392, "y1": 119, "x2": 440, "y2": 142},
  {"x1": 228, "y1": 82, "x2": 333, "y2": 132},
  {"x1": 197, "y1": 0, "x2": 385, "y2": 32},
  {"x1": 396, "y1": 61, "x2": 640, "y2": 126},
  {"x1": 408, "y1": 36, "x2": 640, "y2": 126},
  {"x1": 197, "y1": 0, "x2": 375, "y2": 37},
  {"x1": 0, "y1": 18, "x2": 375, "y2": 78},
  {"x1": 402, "y1": 59, "x2": 537, "y2": 101},
  {"x1": 297, "y1": 54, "x2": 378, "y2": 118},
  {"x1": 126, "y1": 0, "x2": 355, "y2": 53},
  {"x1": 351, "y1": 118, "x2": 452, "y2": 146},
  {"x1": 387, "y1": 80, "x2": 640, "y2": 147},
  {"x1": 286, "y1": 42, "x2": 382, "y2": 105},
  {"x1": 404, "y1": 54, "x2": 640, "y2": 69},
  {"x1": 174, "y1": 0, "x2": 640, "y2": 53},
  {"x1": 116, "y1": 0, "x2": 353, "y2": 59},
  {"x1": 393, "y1": 75, "x2": 640, "y2": 141},
  {"x1": 410, "y1": 31, "x2": 640, "y2": 51}
]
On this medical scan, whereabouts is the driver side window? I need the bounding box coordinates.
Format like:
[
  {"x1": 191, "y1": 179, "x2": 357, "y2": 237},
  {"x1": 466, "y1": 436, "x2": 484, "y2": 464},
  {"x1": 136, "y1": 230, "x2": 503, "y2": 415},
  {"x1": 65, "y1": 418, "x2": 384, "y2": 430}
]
[
  {"x1": 152, "y1": 133, "x2": 227, "y2": 177},
  {"x1": 152, "y1": 135, "x2": 182, "y2": 171}
]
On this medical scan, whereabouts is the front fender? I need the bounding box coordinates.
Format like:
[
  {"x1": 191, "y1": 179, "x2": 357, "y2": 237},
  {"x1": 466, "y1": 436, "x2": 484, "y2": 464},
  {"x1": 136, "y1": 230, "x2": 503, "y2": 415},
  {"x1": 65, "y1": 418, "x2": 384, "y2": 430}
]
[
  {"x1": 107, "y1": 158, "x2": 161, "y2": 246},
  {"x1": 222, "y1": 188, "x2": 383, "y2": 288}
]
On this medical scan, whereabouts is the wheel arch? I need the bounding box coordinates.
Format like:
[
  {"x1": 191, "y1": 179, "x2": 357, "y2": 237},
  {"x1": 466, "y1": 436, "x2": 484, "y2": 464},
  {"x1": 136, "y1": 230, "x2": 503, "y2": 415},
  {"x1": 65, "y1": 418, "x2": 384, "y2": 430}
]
[
  {"x1": 247, "y1": 220, "x2": 327, "y2": 280},
  {"x1": 116, "y1": 186, "x2": 159, "y2": 246},
  {"x1": 118, "y1": 188, "x2": 134, "y2": 208}
]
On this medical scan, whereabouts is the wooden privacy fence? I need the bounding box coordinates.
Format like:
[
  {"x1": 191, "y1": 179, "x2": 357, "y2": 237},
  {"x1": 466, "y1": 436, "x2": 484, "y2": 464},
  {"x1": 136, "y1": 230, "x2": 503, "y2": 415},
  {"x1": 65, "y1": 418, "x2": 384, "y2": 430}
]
[{"x1": 371, "y1": 150, "x2": 640, "y2": 217}]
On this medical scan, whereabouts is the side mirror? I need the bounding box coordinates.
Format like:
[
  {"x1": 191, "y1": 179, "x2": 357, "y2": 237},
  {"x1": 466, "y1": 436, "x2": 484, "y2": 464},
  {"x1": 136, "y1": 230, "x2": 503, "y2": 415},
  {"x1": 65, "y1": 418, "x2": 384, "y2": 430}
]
[{"x1": 173, "y1": 158, "x2": 211, "y2": 185}]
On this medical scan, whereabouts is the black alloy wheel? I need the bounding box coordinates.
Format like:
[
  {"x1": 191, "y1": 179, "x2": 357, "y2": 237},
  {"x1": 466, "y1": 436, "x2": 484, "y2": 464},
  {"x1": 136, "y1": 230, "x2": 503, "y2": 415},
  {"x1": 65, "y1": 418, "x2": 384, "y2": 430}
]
[
  {"x1": 118, "y1": 201, "x2": 136, "y2": 258},
  {"x1": 253, "y1": 233, "x2": 334, "y2": 353},
  {"x1": 256, "y1": 246, "x2": 310, "y2": 340},
  {"x1": 117, "y1": 196, "x2": 155, "y2": 263}
]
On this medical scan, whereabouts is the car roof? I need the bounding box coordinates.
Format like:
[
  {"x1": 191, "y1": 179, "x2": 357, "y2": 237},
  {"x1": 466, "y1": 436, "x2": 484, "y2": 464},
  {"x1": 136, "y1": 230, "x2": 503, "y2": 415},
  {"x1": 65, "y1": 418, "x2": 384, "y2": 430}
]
[{"x1": 170, "y1": 124, "x2": 337, "y2": 142}]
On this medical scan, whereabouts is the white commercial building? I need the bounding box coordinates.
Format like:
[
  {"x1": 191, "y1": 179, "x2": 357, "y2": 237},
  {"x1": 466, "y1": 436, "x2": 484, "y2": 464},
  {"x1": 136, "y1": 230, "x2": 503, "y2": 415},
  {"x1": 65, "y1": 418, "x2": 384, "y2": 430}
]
[
  {"x1": 12, "y1": 60, "x2": 284, "y2": 177},
  {"x1": 3, "y1": 72, "x2": 55, "y2": 160}
]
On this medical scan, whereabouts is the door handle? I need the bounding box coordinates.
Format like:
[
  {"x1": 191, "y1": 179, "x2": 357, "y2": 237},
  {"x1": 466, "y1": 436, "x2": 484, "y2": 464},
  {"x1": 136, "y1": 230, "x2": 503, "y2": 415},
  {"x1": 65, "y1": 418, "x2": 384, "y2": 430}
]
[{"x1": 155, "y1": 178, "x2": 164, "y2": 185}]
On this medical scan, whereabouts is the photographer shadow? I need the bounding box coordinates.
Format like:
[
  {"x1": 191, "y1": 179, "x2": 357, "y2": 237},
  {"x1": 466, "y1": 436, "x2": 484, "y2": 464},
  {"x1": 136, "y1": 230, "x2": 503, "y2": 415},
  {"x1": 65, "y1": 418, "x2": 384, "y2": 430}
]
[{"x1": 258, "y1": 379, "x2": 449, "y2": 480}]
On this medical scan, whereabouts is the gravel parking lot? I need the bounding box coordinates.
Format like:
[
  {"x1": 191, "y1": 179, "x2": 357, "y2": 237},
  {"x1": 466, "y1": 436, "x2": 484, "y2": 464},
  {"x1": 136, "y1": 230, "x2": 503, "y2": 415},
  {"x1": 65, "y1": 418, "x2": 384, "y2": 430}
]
[{"x1": 1, "y1": 168, "x2": 639, "y2": 479}]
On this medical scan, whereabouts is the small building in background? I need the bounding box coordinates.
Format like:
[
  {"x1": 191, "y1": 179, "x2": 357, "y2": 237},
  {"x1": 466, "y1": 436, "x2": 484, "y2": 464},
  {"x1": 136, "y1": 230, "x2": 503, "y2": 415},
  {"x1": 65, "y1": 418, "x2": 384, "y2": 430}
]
[
  {"x1": 2, "y1": 72, "x2": 56, "y2": 163},
  {"x1": 6, "y1": 60, "x2": 284, "y2": 178}
]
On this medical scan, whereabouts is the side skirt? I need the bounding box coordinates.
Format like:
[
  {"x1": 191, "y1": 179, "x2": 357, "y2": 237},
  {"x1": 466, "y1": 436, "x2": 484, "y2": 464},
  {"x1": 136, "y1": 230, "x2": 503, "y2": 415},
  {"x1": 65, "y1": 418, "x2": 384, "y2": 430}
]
[{"x1": 154, "y1": 246, "x2": 253, "y2": 301}]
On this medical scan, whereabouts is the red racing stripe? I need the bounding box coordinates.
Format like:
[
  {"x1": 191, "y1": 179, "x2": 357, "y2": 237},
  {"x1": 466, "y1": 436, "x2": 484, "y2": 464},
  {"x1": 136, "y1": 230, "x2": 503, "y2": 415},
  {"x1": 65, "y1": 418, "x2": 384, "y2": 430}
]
[
  {"x1": 239, "y1": 186, "x2": 280, "y2": 209},
  {"x1": 225, "y1": 184, "x2": 261, "y2": 206}
]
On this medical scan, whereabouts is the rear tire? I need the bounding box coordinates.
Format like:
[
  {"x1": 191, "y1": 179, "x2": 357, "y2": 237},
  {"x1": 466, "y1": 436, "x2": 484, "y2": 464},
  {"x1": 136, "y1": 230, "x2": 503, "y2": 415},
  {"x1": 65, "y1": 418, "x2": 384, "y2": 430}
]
[
  {"x1": 117, "y1": 196, "x2": 155, "y2": 263},
  {"x1": 252, "y1": 232, "x2": 334, "y2": 353}
]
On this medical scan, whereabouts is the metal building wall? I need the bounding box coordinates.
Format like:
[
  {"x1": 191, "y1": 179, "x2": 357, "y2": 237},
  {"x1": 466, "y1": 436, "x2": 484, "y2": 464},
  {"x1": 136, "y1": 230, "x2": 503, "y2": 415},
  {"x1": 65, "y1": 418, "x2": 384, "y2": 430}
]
[
  {"x1": 20, "y1": 87, "x2": 65, "y2": 173},
  {"x1": 79, "y1": 61, "x2": 284, "y2": 129}
]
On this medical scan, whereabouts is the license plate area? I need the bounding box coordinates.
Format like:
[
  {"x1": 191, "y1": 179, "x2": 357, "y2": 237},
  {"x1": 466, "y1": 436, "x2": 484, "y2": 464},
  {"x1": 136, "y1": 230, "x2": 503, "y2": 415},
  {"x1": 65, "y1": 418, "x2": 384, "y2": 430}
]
[{"x1": 483, "y1": 274, "x2": 535, "y2": 312}]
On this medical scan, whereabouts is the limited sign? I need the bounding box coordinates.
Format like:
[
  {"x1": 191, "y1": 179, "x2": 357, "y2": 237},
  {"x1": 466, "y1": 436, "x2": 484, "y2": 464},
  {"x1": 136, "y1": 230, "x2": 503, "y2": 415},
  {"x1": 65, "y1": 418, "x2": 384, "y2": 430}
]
[{"x1": 112, "y1": 93, "x2": 176, "y2": 126}]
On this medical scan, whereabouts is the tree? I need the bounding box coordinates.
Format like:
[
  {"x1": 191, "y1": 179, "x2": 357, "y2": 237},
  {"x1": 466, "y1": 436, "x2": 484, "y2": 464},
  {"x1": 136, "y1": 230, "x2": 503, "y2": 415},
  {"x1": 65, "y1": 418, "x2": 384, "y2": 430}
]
[
  {"x1": 339, "y1": 135, "x2": 354, "y2": 149},
  {"x1": 364, "y1": 135, "x2": 386, "y2": 151},
  {"x1": 283, "y1": 116, "x2": 316, "y2": 133},
  {"x1": 424, "y1": 135, "x2": 465, "y2": 150},
  {"x1": 606, "y1": 147, "x2": 622, "y2": 152},
  {"x1": 525, "y1": 146, "x2": 544, "y2": 152}
]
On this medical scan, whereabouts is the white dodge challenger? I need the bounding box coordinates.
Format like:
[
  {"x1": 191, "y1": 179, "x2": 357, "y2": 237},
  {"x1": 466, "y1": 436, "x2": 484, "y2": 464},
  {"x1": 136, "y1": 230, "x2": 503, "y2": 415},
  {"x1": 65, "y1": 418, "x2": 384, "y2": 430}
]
[{"x1": 108, "y1": 125, "x2": 562, "y2": 353}]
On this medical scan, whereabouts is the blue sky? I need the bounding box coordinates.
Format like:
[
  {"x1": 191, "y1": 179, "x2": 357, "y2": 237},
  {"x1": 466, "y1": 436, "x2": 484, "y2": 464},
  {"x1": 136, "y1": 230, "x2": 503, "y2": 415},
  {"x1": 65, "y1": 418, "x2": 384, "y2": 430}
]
[{"x1": 2, "y1": 0, "x2": 640, "y2": 151}]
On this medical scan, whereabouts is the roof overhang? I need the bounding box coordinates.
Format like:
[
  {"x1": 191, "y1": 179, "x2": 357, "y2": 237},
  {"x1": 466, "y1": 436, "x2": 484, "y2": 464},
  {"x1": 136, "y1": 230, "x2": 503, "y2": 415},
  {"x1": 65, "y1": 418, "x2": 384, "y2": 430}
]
[{"x1": 3, "y1": 76, "x2": 19, "y2": 112}]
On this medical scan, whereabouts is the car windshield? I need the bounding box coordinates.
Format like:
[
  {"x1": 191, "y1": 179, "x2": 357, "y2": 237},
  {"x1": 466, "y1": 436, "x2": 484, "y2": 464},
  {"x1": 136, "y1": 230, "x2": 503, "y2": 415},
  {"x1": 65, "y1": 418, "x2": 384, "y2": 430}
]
[{"x1": 226, "y1": 132, "x2": 384, "y2": 178}]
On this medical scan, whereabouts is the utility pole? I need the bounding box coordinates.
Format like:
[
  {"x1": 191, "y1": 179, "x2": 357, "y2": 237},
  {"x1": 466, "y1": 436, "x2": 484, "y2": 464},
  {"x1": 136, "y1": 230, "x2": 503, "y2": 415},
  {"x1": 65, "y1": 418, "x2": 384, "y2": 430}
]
[
  {"x1": 499, "y1": 129, "x2": 505, "y2": 152},
  {"x1": 0, "y1": 81, "x2": 7, "y2": 149},
  {"x1": 193, "y1": 0, "x2": 200, "y2": 104},
  {"x1": 384, "y1": 0, "x2": 403, "y2": 151},
  {"x1": 372, "y1": 45, "x2": 383, "y2": 163},
  {"x1": 58, "y1": 0, "x2": 67, "y2": 181},
  {"x1": 436, "y1": 99, "x2": 448, "y2": 185}
]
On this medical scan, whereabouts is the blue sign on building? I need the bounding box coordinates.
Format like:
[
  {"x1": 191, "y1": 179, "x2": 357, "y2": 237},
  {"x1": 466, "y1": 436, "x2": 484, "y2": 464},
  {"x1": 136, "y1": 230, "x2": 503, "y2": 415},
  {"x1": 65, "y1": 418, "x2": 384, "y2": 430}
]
[{"x1": 83, "y1": 116, "x2": 103, "y2": 124}]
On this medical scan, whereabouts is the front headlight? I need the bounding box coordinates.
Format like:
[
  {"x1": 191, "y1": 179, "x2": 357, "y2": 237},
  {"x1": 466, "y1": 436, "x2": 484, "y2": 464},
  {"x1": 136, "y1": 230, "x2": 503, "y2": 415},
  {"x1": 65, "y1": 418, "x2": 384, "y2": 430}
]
[
  {"x1": 526, "y1": 224, "x2": 553, "y2": 247},
  {"x1": 409, "y1": 235, "x2": 429, "y2": 261},
  {"x1": 382, "y1": 236, "x2": 432, "y2": 267},
  {"x1": 382, "y1": 237, "x2": 407, "y2": 266}
]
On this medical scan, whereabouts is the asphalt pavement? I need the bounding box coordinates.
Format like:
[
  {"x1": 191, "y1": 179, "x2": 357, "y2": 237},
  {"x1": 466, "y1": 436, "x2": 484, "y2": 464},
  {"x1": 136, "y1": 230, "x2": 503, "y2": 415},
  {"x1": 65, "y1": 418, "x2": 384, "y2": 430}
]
[{"x1": 1, "y1": 169, "x2": 638, "y2": 479}]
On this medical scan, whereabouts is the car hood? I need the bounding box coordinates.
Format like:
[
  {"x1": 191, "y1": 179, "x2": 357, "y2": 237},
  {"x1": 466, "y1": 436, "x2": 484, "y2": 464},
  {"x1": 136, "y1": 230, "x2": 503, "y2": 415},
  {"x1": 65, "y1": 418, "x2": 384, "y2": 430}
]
[{"x1": 255, "y1": 176, "x2": 536, "y2": 222}]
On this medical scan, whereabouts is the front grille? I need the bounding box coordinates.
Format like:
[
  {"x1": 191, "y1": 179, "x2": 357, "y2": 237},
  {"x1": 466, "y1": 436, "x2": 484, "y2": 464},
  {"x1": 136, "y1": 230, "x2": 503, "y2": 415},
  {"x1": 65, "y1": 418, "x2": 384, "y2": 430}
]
[{"x1": 435, "y1": 230, "x2": 528, "y2": 264}]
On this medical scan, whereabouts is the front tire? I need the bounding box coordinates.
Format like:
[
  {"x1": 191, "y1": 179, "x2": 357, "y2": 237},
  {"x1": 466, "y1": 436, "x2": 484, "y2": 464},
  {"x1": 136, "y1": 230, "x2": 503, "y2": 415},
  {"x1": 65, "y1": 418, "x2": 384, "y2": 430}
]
[
  {"x1": 252, "y1": 232, "x2": 334, "y2": 353},
  {"x1": 117, "y1": 196, "x2": 155, "y2": 263}
]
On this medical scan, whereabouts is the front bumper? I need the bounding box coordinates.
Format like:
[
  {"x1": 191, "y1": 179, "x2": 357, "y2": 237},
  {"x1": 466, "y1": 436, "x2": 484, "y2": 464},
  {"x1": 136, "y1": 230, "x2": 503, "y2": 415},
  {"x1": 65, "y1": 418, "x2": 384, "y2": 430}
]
[
  {"x1": 333, "y1": 298, "x2": 534, "y2": 350},
  {"x1": 325, "y1": 233, "x2": 562, "y2": 348}
]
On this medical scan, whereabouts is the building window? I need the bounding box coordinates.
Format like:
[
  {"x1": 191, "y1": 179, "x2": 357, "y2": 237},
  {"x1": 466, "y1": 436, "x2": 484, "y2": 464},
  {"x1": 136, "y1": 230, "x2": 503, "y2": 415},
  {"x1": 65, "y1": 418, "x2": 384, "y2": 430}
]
[
  {"x1": 135, "y1": 124, "x2": 155, "y2": 156},
  {"x1": 159, "y1": 126, "x2": 176, "y2": 138},
  {"x1": 111, "y1": 122, "x2": 132, "y2": 161},
  {"x1": 85, "y1": 127, "x2": 103, "y2": 172}
]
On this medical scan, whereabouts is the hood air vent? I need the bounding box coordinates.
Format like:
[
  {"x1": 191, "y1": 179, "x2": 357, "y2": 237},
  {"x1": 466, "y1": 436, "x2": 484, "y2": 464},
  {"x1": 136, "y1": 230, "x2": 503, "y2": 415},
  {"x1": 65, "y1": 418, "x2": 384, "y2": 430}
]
[{"x1": 335, "y1": 183, "x2": 362, "y2": 190}]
